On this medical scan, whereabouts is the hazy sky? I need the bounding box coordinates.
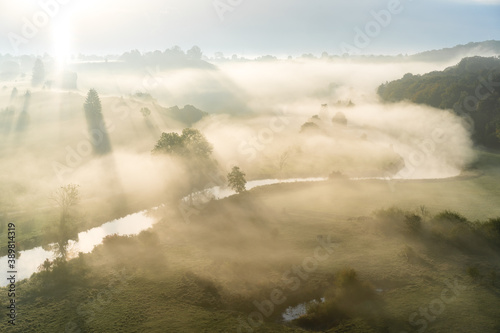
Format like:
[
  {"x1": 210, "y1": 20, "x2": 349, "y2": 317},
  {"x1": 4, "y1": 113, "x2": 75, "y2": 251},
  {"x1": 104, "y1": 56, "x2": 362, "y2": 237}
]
[{"x1": 0, "y1": 0, "x2": 499, "y2": 57}]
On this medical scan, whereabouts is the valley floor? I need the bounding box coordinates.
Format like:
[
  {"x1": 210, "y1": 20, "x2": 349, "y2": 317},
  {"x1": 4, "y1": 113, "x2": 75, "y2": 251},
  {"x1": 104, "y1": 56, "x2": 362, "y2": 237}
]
[{"x1": 2, "y1": 150, "x2": 500, "y2": 332}]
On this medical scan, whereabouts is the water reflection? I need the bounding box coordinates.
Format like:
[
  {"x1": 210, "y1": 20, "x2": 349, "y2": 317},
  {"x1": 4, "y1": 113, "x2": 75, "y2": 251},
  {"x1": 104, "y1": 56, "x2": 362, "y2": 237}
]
[
  {"x1": 1, "y1": 210, "x2": 156, "y2": 286},
  {"x1": 282, "y1": 298, "x2": 325, "y2": 322},
  {"x1": 184, "y1": 177, "x2": 328, "y2": 203},
  {"x1": 0, "y1": 175, "x2": 447, "y2": 287}
]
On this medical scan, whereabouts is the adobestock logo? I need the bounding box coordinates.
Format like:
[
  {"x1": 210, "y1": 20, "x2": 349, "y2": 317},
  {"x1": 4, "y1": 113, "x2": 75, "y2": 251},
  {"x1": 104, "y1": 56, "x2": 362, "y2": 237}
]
[
  {"x1": 8, "y1": 0, "x2": 72, "y2": 54},
  {"x1": 400, "y1": 277, "x2": 467, "y2": 333},
  {"x1": 213, "y1": 0, "x2": 244, "y2": 21},
  {"x1": 237, "y1": 110, "x2": 290, "y2": 162},
  {"x1": 456, "y1": 72, "x2": 500, "y2": 113},
  {"x1": 52, "y1": 122, "x2": 116, "y2": 183},
  {"x1": 237, "y1": 235, "x2": 337, "y2": 332}
]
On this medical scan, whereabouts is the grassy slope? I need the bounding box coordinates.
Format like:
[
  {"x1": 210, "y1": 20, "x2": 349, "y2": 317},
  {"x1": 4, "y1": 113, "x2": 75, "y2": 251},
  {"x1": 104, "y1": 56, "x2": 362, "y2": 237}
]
[
  {"x1": 0, "y1": 89, "x2": 186, "y2": 255},
  {"x1": 256, "y1": 149, "x2": 500, "y2": 221},
  {"x1": 2, "y1": 150, "x2": 500, "y2": 332}
]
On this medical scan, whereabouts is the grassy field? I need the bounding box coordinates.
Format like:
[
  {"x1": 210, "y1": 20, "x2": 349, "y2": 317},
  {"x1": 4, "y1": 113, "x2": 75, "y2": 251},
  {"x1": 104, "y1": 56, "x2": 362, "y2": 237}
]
[
  {"x1": 2, "y1": 150, "x2": 500, "y2": 332},
  {"x1": 255, "y1": 148, "x2": 500, "y2": 221}
]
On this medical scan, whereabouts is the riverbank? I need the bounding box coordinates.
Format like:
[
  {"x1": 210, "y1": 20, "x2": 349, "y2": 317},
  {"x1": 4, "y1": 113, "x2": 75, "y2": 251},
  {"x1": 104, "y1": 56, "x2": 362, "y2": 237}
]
[
  {"x1": 3, "y1": 161, "x2": 500, "y2": 332},
  {"x1": 2, "y1": 149, "x2": 499, "y2": 272}
]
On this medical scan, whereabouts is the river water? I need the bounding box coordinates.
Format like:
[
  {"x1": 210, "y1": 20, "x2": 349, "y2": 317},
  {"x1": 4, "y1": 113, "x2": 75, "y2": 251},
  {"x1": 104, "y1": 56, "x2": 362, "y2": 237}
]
[
  {"x1": 0, "y1": 173, "x2": 455, "y2": 287},
  {"x1": 0, "y1": 177, "x2": 327, "y2": 286}
]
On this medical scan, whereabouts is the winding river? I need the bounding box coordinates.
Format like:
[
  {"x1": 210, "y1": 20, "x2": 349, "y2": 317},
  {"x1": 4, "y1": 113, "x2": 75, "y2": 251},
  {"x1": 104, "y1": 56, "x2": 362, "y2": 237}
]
[
  {"x1": 0, "y1": 177, "x2": 328, "y2": 286},
  {"x1": 1, "y1": 173, "x2": 457, "y2": 287}
]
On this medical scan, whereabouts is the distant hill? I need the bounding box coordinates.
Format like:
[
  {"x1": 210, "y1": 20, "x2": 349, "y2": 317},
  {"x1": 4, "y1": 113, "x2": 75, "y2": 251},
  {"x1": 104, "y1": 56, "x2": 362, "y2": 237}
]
[
  {"x1": 408, "y1": 40, "x2": 500, "y2": 62},
  {"x1": 378, "y1": 56, "x2": 500, "y2": 148},
  {"x1": 320, "y1": 40, "x2": 500, "y2": 63}
]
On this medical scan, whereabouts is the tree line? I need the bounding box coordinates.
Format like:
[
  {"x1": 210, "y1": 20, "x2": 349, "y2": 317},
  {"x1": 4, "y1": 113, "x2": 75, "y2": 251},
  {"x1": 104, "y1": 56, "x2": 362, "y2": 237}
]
[{"x1": 378, "y1": 56, "x2": 500, "y2": 148}]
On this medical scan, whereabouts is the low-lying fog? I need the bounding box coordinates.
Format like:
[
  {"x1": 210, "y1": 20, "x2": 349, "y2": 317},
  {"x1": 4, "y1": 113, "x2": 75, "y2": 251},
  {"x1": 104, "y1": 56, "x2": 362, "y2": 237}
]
[{"x1": 0, "y1": 57, "x2": 476, "y2": 212}]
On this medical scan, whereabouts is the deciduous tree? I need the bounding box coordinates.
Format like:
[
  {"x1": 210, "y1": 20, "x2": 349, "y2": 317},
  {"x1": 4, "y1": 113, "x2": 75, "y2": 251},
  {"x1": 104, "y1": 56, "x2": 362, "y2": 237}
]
[{"x1": 227, "y1": 166, "x2": 247, "y2": 194}]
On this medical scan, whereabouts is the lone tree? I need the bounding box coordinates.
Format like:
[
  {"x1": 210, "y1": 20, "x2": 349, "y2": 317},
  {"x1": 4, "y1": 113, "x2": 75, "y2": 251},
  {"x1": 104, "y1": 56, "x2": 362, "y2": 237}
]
[
  {"x1": 50, "y1": 184, "x2": 80, "y2": 259},
  {"x1": 31, "y1": 58, "x2": 45, "y2": 86},
  {"x1": 84, "y1": 89, "x2": 102, "y2": 114},
  {"x1": 83, "y1": 89, "x2": 112, "y2": 154},
  {"x1": 227, "y1": 166, "x2": 247, "y2": 194}
]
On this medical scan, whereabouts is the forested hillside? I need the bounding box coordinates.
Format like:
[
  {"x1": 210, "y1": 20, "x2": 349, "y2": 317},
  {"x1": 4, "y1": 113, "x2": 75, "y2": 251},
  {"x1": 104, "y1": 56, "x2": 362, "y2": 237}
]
[{"x1": 378, "y1": 57, "x2": 500, "y2": 148}]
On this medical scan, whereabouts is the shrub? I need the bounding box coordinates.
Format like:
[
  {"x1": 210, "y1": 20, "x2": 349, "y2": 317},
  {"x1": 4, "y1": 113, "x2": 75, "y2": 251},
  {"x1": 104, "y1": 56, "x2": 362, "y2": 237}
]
[
  {"x1": 102, "y1": 234, "x2": 135, "y2": 257},
  {"x1": 294, "y1": 300, "x2": 343, "y2": 330},
  {"x1": 487, "y1": 218, "x2": 500, "y2": 234},
  {"x1": 430, "y1": 210, "x2": 475, "y2": 246},
  {"x1": 294, "y1": 268, "x2": 377, "y2": 331},
  {"x1": 334, "y1": 270, "x2": 376, "y2": 317},
  {"x1": 404, "y1": 213, "x2": 422, "y2": 233},
  {"x1": 374, "y1": 207, "x2": 422, "y2": 235},
  {"x1": 335, "y1": 268, "x2": 358, "y2": 288},
  {"x1": 102, "y1": 234, "x2": 131, "y2": 246},
  {"x1": 478, "y1": 218, "x2": 500, "y2": 245},
  {"x1": 374, "y1": 207, "x2": 406, "y2": 223},
  {"x1": 418, "y1": 205, "x2": 430, "y2": 220},
  {"x1": 33, "y1": 257, "x2": 72, "y2": 289},
  {"x1": 433, "y1": 210, "x2": 469, "y2": 225},
  {"x1": 137, "y1": 230, "x2": 160, "y2": 246}
]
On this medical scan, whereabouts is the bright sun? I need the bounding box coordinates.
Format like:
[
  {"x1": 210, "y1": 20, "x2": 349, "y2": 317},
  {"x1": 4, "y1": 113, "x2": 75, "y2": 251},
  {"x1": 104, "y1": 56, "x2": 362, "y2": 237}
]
[{"x1": 52, "y1": 23, "x2": 72, "y2": 69}]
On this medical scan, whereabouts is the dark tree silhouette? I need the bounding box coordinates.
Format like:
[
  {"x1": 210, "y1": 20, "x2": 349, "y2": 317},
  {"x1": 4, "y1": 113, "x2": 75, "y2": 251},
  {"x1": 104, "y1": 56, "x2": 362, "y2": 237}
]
[
  {"x1": 83, "y1": 89, "x2": 112, "y2": 155},
  {"x1": 181, "y1": 128, "x2": 213, "y2": 159},
  {"x1": 227, "y1": 166, "x2": 247, "y2": 194},
  {"x1": 152, "y1": 128, "x2": 213, "y2": 158},
  {"x1": 152, "y1": 132, "x2": 185, "y2": 156},
  {"x1": 84, "y1": 89, "x2": 102, "y2": 114},
  {"x1": 153, "y1": 128, "x2": 219, "y2": 192},
  {"x1": 50, "y1": 184, "x2": 80, "y2": 259},
  {"x1": 377, "y1": 56, "x2": 500, "y2": 148}
]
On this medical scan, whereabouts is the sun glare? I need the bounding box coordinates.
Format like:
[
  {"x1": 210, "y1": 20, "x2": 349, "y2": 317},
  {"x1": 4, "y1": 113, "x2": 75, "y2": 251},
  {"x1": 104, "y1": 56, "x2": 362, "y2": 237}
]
[{"x1": 52, "y1": 23, "x2": 72, "y2": 70}]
